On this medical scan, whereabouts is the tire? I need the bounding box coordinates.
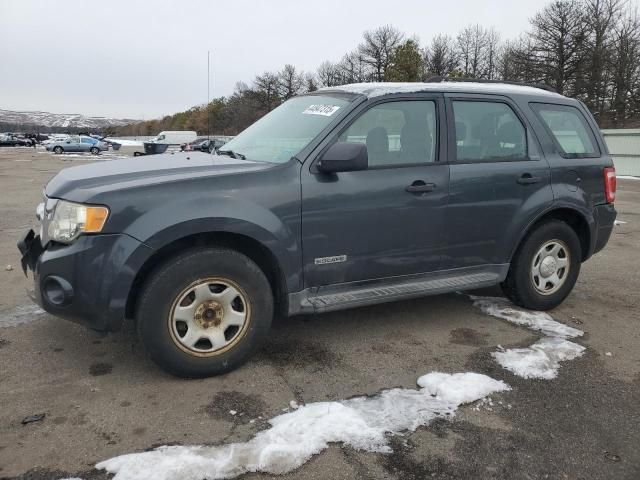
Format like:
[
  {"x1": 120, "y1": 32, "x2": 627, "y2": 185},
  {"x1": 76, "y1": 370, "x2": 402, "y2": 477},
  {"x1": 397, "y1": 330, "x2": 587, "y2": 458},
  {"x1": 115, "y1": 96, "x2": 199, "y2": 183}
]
[
  {"x1": 136, "y1": 247, "x2": 273, "y2": 378},
  {"x1": 501, "y1": 220, "x2": 581, "y2": 311},
  {"x1": 53, "y1": 146, "x2": 63, "y2": 154},
  {"x1": 90, "y1": 147, "x2": 99, "y2": 155}
]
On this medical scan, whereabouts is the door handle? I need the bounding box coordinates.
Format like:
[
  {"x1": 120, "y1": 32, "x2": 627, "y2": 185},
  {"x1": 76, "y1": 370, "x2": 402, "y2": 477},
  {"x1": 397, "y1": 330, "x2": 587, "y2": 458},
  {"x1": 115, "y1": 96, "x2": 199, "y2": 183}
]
[
  {"x1": 405, "y1": 181, "x2": 436, "y2": 193},
  {"x1": 517, "y1": 174, "x2": 542, "y2": 185}
]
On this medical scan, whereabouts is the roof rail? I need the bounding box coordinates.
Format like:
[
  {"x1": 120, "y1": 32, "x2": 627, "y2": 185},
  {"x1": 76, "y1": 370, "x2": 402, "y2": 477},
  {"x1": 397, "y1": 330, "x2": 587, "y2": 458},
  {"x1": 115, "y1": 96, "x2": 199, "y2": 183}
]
[{"x1": 425, "y1": 76, "x2": 557, "y2": 93}]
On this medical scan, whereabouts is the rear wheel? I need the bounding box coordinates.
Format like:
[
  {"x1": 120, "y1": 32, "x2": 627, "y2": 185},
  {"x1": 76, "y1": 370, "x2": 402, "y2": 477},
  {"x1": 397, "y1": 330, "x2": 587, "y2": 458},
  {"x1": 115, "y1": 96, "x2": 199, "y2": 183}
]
[
  {"x1": 136, "y1": 247, "x2": 273, "y2": 378},
  {"x1": 501, "y1": 220, "x2": 581, "y2": 310},
  {"x1": 90, "y1": 147, "x2": 99, "y2": 155},
  {"x1": 53, "y1": 146, "x2": 63, "y2": 154}
]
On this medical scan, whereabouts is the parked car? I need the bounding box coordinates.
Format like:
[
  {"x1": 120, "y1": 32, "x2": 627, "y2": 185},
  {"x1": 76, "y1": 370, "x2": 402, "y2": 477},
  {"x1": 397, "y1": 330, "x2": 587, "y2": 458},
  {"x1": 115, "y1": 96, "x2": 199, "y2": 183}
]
[
  {"x1": 182, "y1": 138, "x2": 227, "y2": 153},
  {"x1": 18, "y1": 80, "x2": 616, "y2": 378},
  {"x1": 42, "y1": 134, "x2": 70, "y2": 146},
  {"x1": 45, "y1": 135, "x2": 107, "y2": 154},
  {"x1": 0, "y1": 134, "x2": 33, "y2": 147}
]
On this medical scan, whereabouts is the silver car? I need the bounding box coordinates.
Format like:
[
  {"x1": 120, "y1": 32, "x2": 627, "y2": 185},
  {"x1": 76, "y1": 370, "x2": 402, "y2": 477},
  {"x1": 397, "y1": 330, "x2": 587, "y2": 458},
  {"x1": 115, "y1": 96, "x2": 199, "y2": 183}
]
[{"x1": 46, "y1": 136, "x2": 107, "y2": 155}]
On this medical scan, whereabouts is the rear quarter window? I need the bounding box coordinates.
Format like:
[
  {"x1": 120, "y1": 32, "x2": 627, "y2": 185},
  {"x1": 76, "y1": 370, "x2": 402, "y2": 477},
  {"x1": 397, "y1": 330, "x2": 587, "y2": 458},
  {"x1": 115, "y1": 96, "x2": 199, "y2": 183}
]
[{"x1": 531, "y1": 103, "x2": 599, "y2": 158}]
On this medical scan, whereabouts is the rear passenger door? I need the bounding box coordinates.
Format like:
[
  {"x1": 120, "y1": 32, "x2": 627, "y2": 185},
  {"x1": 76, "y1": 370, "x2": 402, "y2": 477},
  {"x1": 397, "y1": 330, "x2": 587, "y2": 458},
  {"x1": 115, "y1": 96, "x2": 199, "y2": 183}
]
[
  {"x1": 80, "y1": 137, "x2": 94, "y2": 152},
  {"x1": 443, "y1": 95, "x2": 554, "y2": 270}
]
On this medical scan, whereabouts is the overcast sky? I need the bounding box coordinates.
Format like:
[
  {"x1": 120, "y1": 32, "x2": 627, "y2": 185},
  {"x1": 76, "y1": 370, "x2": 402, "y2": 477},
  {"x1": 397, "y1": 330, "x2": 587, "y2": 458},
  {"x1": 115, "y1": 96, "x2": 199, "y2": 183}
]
[{"x1": 1, "y1": 0, "x2": 571, "y2": 119}]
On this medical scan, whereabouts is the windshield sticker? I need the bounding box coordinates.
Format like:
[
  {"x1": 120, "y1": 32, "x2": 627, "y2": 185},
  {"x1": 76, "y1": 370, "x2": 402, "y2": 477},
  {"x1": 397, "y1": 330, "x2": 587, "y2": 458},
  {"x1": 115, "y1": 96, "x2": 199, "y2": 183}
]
[{"x1": 303, "y1": 105, "x2": 341, "y2": 116}]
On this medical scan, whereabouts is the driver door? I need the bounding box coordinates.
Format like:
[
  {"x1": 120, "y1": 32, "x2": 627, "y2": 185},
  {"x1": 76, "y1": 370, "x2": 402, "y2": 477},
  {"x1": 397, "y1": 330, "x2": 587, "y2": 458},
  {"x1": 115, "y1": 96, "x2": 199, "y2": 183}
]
[{"x1": 301, "y1": 95, "x2": 449, "y2": 288}]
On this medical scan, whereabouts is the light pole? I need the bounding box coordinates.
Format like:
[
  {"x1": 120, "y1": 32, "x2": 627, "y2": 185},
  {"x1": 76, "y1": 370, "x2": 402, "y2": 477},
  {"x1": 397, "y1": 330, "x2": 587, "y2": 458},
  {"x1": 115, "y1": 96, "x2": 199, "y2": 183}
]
[{"x1": 207, "y1": 50, "x2": 211, "y2": 140}]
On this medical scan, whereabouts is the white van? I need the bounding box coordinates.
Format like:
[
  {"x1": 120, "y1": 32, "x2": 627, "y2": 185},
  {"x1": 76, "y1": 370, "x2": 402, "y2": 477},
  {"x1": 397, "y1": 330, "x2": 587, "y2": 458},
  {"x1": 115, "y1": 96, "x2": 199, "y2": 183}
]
[{"x1": 150, "y1": 131, "x2": 197, "y2": 145}]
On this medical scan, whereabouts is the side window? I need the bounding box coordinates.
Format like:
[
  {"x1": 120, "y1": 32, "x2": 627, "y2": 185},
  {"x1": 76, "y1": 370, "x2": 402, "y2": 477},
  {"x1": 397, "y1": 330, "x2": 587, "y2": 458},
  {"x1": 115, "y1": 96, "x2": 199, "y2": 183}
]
[
  {"x1": 531, "y1": 103, "x2": 599, "y2": 157},
  {"x1": 453, "y1": 101, "x2": 527, "y2": 162},
  {"x1": 338, "y1": 100, "x2": 437, "y2": 167},
  {"x1": 81, "y1": 137, "x2": 92, "y2": 144}
]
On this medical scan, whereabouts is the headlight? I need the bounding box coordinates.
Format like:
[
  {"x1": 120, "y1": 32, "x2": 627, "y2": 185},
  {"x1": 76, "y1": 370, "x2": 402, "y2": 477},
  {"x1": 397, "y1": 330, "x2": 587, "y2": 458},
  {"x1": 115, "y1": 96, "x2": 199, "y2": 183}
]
[{"x1": 48, "y1": 200, "x2": 109, "y2": 244}]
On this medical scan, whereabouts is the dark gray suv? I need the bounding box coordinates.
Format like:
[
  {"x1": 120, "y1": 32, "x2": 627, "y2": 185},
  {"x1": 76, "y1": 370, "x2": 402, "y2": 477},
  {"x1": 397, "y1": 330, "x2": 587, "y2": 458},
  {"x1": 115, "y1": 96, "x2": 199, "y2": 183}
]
[{"x1": 18, "y1": 80, "x2": 617, "y2": 377}]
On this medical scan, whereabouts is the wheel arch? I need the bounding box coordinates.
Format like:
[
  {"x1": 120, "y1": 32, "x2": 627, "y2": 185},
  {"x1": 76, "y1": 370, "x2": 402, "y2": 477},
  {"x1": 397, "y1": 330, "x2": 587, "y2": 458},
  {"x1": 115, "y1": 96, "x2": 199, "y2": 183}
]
[
  {"x1": 125, "y1": 231, "x2": 289, "y2": 321},
  {"x1": 510, "y1": 207, "x2": 593, "y2": 263}
]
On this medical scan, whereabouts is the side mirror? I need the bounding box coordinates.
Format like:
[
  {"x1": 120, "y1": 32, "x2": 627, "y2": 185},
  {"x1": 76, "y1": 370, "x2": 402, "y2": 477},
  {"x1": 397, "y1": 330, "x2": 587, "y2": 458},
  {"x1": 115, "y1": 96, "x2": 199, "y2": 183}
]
[{"x1": 317, "y1": 142, "x2": 368, "y2": 173}]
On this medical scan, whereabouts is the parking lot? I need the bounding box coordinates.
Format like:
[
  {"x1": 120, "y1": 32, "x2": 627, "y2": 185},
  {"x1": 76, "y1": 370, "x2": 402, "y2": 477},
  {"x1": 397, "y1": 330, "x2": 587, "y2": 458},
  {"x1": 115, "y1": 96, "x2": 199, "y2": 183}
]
[{"x1": 0, "y1": 146, "x2": 639, "y2": 480}]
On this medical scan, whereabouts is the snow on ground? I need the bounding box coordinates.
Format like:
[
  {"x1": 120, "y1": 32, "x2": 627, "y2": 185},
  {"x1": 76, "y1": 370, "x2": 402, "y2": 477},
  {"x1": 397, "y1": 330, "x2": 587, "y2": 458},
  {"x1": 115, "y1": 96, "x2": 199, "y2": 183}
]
[
  {"x1": 96, "y1": 372, "x2": 509, "y2": 480},
  {"x1": 492, "y1": 338, "x2": 586, "y2": 380},
  {"x1": 470, "y1": 295, "x2": 583, "y2": 338},
  {"x1": 0, "y1": 304, "x2": 45, "y2": 328},
  {"x1": 105, "y1": 138, "x2": 143, "y2": 146},
  {"x1": 617, "y1": 175, "x2": 640, "y2": 180},
  {"x1": 470, "y1": 295, "x2": 586, "y2": 379},
  {"x1": 614, "y1": 219, "x2": 627, "y2": 226},
  {"x1": 58, "y1": 152, "x2": 130, "y2": 161}
]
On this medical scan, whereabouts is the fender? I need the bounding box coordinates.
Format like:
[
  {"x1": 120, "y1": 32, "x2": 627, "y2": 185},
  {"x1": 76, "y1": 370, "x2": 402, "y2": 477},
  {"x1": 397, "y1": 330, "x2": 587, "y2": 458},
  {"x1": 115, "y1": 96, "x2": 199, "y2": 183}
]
[
  {"x1": 508, "y1": 201, "x2": 595, "y2": 262},
  {"x1": 122, "y1": 195, "x2": 301, "y2": 293}
]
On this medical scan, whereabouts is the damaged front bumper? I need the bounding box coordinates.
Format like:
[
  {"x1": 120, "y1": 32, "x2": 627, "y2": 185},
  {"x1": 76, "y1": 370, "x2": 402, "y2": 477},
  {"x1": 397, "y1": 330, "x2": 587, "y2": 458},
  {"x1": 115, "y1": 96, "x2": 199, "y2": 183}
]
[{"x1": 17, "y1": 228, "x2": 153, "y2": 332}]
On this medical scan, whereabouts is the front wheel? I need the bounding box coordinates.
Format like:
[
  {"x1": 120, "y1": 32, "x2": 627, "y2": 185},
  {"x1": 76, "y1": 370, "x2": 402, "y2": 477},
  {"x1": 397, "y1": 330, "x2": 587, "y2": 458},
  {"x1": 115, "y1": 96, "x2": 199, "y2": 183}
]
[
  {"x1": 136, "y1": 247, "x2": 273, "y2": 377},
  {"x1": 90, "y1": 147, "x2": 99, "y2": 155},
  {"x1": 501, "y1": 220, "x2": 581, "y2": 311}
]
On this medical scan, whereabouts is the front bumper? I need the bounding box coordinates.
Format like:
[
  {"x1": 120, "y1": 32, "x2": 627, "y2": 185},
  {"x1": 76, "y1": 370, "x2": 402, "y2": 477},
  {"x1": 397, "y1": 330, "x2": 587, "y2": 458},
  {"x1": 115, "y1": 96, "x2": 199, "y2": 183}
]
[{"x1": 18, "y1": 230, "x2": 152, "y2": 332}]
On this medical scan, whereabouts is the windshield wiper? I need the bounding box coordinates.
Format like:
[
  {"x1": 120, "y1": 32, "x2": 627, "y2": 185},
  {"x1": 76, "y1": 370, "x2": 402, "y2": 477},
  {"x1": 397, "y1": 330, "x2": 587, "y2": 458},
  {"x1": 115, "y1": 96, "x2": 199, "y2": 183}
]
[{"x1": 217, "y1": 149, "x2": 246, "y2": 160}]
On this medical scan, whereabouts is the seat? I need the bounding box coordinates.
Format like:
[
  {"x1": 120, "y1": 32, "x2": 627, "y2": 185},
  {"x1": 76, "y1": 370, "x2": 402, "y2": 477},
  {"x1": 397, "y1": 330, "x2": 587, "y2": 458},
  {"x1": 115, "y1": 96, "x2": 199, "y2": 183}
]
[
  {"x1": 455, "y1": 121, "x2": 467, "y2": 144},
  {"x1": 366, "y1": 127, "x2": 389, "y2": 166},
  {"x1": 495, "y1": 122, "x2": 525, "y2": 158},
  {"x1": 400, "y1": 122, "x2": 431, "y2": 163},
  {"x1": 473, "y1": 117, "x2": 499, "y2": 159}
]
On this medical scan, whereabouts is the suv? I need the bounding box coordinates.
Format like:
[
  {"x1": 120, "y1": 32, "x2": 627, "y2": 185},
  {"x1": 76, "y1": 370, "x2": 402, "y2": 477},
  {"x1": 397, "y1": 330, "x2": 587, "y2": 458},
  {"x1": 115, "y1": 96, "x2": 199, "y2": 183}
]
[{"x1": 18, "y1": 80, "x2": 617, "y2": 378}]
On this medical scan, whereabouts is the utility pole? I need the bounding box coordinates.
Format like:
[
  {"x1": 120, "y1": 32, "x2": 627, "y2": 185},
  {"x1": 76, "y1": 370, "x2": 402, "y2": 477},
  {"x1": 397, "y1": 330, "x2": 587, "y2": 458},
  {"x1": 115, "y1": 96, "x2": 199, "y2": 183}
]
[{"x1": 207, "y1": 50, "x2": 211, "y2": 140}]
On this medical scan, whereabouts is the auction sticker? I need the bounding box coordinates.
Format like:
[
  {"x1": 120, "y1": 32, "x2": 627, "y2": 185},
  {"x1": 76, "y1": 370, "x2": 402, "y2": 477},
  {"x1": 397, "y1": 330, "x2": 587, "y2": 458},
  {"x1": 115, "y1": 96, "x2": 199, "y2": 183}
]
[{"x1": 303, "y1": 104, "x2": 341, "y2": 116}]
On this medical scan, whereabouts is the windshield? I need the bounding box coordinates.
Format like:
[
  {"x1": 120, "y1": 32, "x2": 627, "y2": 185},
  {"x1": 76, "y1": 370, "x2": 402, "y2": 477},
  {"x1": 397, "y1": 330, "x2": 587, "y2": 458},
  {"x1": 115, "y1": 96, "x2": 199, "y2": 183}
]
[{"x1": 219, "y1": 95, "x2": 350, "y2": 163}]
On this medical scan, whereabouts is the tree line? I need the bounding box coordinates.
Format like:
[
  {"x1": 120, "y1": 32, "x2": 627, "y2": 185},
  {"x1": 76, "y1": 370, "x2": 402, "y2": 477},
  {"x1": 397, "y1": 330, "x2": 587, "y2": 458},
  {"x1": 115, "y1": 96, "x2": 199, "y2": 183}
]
[{"x1": 117, "y1": 0, "x2": 640, "y2": 137}]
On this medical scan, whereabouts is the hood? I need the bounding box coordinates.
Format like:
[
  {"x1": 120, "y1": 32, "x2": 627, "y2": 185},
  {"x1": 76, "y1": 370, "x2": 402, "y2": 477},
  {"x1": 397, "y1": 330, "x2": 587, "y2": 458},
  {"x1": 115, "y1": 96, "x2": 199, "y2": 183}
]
[{"x1": 45, "y1": 151, "x2": 273, "y2": 202}]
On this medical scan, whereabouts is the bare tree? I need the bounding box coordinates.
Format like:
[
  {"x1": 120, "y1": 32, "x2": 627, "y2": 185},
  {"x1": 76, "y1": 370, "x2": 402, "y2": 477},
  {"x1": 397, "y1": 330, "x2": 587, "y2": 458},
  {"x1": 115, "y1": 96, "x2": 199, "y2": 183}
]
[
  {"x1": 358, "y1": 25, "x2": 405, "y2": 81},
  {"x1": 609, "y1": 9, "x2": 640, "y2": 125},
  {"x1": 278, "y1": 64, "x2": 305, "y2": 100},
  {"x1": 582, "y1": 0, "x2": 624, "y2": 114},
  {"x1": 316, "y1": 61, "x2": 342, "y2": 87},
  {"x1": 485, "y1": 28, "x2": 501, "y2": 80},
  {"x1": 456, "y1": 24, "x2": 496, "y2": 78},
  {"x1": 425, "y1": 34, "x2": 459, "y2": 77},
  {"x1": 529, "y1": 0, "x2": 587, "y2": 94},
  {"x1": 304, "y1": 72, "x2": 318, "y2": 92},
  {"x1": 253, "y1": 71, "x2": 281, "y2": 111},
  {"x1": 338, "y1": 50, "x2": 371, "y2": 83}
]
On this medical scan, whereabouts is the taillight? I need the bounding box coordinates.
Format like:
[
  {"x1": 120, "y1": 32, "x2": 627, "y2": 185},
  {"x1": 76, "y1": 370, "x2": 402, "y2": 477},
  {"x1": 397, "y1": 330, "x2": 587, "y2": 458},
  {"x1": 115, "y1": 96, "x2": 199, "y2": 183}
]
[{"x1": 604, "y1": 166, "x2": 616, "y2": 203}]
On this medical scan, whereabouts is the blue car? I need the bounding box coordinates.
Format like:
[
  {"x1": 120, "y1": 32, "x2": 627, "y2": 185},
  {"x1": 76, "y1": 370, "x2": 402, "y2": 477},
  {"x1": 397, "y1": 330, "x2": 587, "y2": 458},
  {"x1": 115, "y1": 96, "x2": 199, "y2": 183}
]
[{"x1": 45, "y1": 135, "x2": 108, "y2": 155}]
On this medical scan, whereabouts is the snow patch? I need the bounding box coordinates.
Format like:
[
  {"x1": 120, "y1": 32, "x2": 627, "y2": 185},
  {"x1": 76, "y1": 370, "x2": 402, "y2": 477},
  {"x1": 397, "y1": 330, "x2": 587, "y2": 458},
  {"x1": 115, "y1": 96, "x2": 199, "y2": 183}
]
[
  {"x1": 492, "y1": 337, "x2": 585, "y2": 380},
  {"x1": 470, "y1": 296, "x2": 586, "y2": 380},
  {"x1": 0, "y1": 304, "x2": 46, "y2": 327},
  {"x1": 617, "y1": 175, "x2": 640, "y2": 180},
  {"x1": 97, "y1": 372, "x2": 509, "y2": 480},
  {"x1": 319, "y1": 81, "x2": 560, "y2": 98},
  {"x1": 58, "y1": 152, "x2": 130, "y2": 161},
  {"x1": 614, "y1": 220, "x2": 627, "y2": 226},
  {"x1": 470, "y1": 295, "x2": 583, "y2": 338}
]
